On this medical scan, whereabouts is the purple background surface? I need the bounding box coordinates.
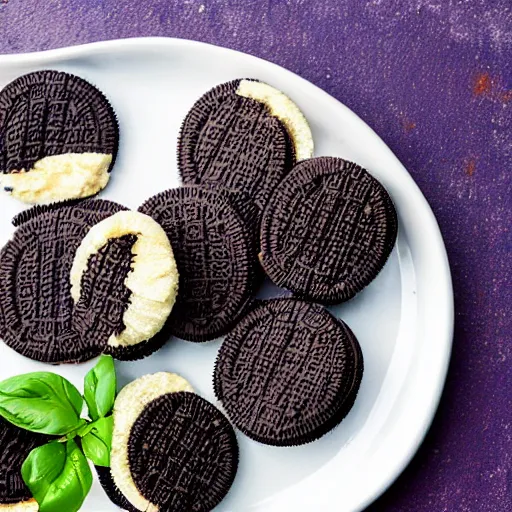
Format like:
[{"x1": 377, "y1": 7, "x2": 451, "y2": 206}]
[{"x1": 0, "y1": 1, "x2": 511, "y2": 510}]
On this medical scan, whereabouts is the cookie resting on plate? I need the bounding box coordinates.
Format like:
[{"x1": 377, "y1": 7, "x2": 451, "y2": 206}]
[
  {"x1": 178, "y1": 78, "x2": 313, "y2": 216},
  {"x1": 139, "y1": 186, "x2": 259, "y2": 342},
  {"x1": 214, "y1": 298, "x2": 363, "y2": 446},
  {"x1": 0, "y1": 70, "x2": 118, "y2": 204},
  {"x1": 260, "y1": 157, "x2": 398, "y2": 304},
  {"x1": 0, "y1": 202, "x2": 178, "y2": 363},
  {"x1": 98, "y1": 373, "x2": 238, "y2": 512}
]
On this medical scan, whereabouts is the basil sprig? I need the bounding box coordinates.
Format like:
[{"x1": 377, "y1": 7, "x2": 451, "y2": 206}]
[{"x1": 0, "y1": 355, "x2": 117, "y2": 512}]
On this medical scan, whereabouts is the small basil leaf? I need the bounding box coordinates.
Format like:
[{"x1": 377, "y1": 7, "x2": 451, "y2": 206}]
[
  {"x1": 0, "y1": 373, "x2": 84, "y2": 435},
  {"x1": 22, "y1": 439, "x2": 93, "y2": 512},
  {"x1": 81, "y1": 416, "x2": 113, "y2": 467},
  {"x1": 21, "y1": 441, "x2": 66, "y2": 501},
  {"x1": 84, "y1": 356, "x2": 116, "y2": 421}
]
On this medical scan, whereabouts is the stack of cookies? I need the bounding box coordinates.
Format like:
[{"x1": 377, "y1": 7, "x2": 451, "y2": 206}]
[{"x1": 0, "y1": 72, "x2": 398, "y2": 512}]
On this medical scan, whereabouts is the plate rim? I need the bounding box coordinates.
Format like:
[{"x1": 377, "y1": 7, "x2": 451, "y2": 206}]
[{"x1": 0, "y1": 36, "x2": 454, "y2": 512}]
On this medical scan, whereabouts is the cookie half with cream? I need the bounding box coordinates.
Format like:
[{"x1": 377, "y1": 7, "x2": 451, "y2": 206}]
[
  {"x1": 178, "y1": 79, "x2": 314, "y2": 215},
  {"x1": 98, "y1": 373, "x2": 238, "y2": 512},
  {"x1": 70, "y1": 210, "x2": 179, "y2": 360},
  {"x1": 0, "y1": 70, "x2": 118, "y2": 204}
]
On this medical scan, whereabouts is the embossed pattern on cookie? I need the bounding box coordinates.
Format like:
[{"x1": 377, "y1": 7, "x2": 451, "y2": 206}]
[
  {"x1": 260, "y1": 157, "x2": 398, "y2": 304},
  {"x1": 0, "y1": 417, "x2": 49, "y2": 510},
  {"x1": 128, "y1": 392, "x2": 238, "y2": 512},
  {"x1": 214, "y1": 298, "x2": 363, "y2": 446}
]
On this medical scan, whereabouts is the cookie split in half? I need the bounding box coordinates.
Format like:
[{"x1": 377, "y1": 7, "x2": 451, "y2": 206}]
[
  {"x1": 0, "y1": 70, "x2": 118, "y2": 204},
  {"x1": 100, "y1": 373, "x2": 238, "y2": 512},
  {"x1": 178, "y1": 79, "x2": 313, "y2": 215},
  {"x1": 214, "y1": 298, "x2": 363, "y2": 446},
  {"x1": 260, "y1": 157, "x2": 398, "y2": 304}
]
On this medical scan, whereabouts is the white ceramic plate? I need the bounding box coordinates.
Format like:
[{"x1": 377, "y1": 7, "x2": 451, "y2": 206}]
[{"x1": 0, "y1": 38, "x2": 453, "y2": 512}]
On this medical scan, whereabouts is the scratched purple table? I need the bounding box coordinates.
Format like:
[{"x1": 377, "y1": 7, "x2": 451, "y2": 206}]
[{"x1": 0, "y1": 1, "x2": 510, "y2": 511}]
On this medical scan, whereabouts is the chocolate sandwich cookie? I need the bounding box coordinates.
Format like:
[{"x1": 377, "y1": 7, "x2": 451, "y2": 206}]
[
  {"x1": 0, "y1": 417, "x2": 48, "y2": 511},
  {"x1": 178, "y1": 79, "x2": 314, "y2": 214},
  {"x1": 139, "y1": 186, "x2": 258, "y2": 342},
  {"x1": 0, "y1": 70, "x2": 118, "y2": 204},
  {"x1": 129, "y1": 393, "x2": 238, "y2": 512},
  {"x1": 0, "y1": 199, "x2": 127, "y2": 363},
  {"x1": 260, "y1": 157, "x2": 398, "y2": 304},
  {"x1": 214, "y1": 298, "x2": 363, "y2": 446},
  {"x1": 103, "y1": 373, "x2": 238, "y2": 512}
]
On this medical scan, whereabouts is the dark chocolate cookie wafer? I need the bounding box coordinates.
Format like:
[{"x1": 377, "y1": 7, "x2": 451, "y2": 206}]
[
  {"x1": 11, "y1": 198, "x2": 87, "y2": 227},
  {"x1": 128, "y1": 392, "x2": 238, "y2": 512},
  {"x1": 73, "y1": 233, "x2": 141, "y2": 361},
  {"x1": 139, "y1": 186, "x2": 258, "y2": 342},
  {"x1": 215, "y1": 186, "x2": 262, "y2": 257},
  {"x1": 214, "y1": 298, "x2": 363, "y2": 446},
  {"x1": 0, "y1": 199, "x2": 130, "y2": 363},
  {"x1": 0, "y1": 70, "x2": 118, "y2": 204},
  {"x1": 260, "y1": 157, "x2": 398, "y2": 304},
  {"x1": 178, "y1": 79, "x2": 313, "y2": 215},
  {"x1": 0, "y1": 417, "x2": 48, "y2": 509}
]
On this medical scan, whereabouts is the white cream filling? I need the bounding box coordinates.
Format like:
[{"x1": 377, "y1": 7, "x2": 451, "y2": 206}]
[
  {"x1": 70, "y1": 211, "x2": 179, "y2": 348},
  {"x1": 0, "y1": 153, "x2": 112, "y2": 204},
  {"x1": 110, "y1": 373, "x2": 194, "y2": 512},
  {"x1": 236, "y1": 79, "x2": 314, "y2": 161},
  {"x1": 0, "y1": 499, "x2": 38, "y2": 511}
]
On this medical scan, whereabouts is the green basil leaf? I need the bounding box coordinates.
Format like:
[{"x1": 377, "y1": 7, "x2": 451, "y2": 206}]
[
  {"x1": 21, "y1": 439, "x2": 93, "y2": 512},
  {"x1": 21, "y1": 441, "x2": 66, "y2": 501},
  {"x1": 81, "y1": 416, "x2": 113, "y2": 467},
  {"x1": 0, "y1": 373, "x2": 84, "y2": 435},
  {"x1": 84, "y1": 356, "x2": 116, "y2": 421}
]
